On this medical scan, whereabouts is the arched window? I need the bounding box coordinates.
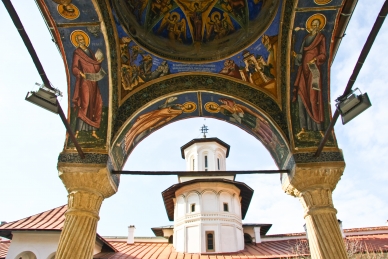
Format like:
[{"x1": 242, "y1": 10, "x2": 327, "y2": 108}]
[
  {"x1": 244, "y1": 233, "x2": 253, "y2": 243},
  {"x1": 15, "y1": 251, "x2": 37, "y2": 259},
  {"x1": 204, "y1": 155, "x2": 208, "y2": 171}
]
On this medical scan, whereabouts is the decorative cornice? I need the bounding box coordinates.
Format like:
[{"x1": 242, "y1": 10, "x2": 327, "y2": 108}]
[{"x1": 58, "y1": 153, "x2": 109, "y2": 164}]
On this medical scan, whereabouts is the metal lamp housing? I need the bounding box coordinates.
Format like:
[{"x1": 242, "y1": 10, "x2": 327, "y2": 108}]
[
  {"x1": 25, "y1": 88, "x2": 59, "y2": 114},
  {"x1": 337, "y1": 92, "x2": 371, "y2": 125}
]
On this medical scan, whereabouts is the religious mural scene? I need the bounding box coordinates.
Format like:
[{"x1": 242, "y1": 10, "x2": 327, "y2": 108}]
[
  {"x1": 116, "y1": 1, "x2": 281, "y2": 102},
  {"x1": 111, "y1": 92, "x2": 287, "y2": 169},
  {"x1": 39, "y1": 0, "x2": 345, "y2": 158},
  {"x1": 112, "y1": 0, "x2": 280, "y2": 62},
  {"x1": 112, "y1": 93, "x2": 199, "y2": 167},
  {"x1": 290, "y1": 10, "x2": 338, "y2": 148},
  {"x1": 201, "y1": 93, "x2": 287, "y2": 167}
]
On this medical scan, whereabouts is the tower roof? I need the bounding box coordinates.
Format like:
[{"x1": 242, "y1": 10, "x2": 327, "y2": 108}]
[
  {"x1": 180, "y1": 137, "x2": 230, "y2": 158},
  {"x1": 162, "y1": 178, "x2": 253, "y2": 221}
]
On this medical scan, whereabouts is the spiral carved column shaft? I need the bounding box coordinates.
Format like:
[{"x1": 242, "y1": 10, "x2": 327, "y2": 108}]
[
  {"x1": 56, "y1": 163, "x2": 118, "y2": 259},
  {"x1": 282, "y1": 162, "x2": 348, "y2": 259}
]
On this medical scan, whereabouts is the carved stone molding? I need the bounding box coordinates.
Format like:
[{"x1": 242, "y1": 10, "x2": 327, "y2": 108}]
[
  {"x1": 66, "y1": 191, "x2": 104, "y2": 220},
  {"x1": 282, "y1": 162, "x2": 348, "y2": 259},
  {"x1": 58, "y1": 163, "x2": 118, "y2": 198},
  {"x1": 56, "y1": 163, "x2": 118, "y2": 259},
  {"x1": 282, "y1": 162, "x2": 345, "y2": 197}
]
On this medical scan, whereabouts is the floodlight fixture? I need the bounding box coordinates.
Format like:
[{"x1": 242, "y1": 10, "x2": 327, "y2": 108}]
[
  {"x1": 335, "y1": 88, "x2": 371, "y2": 125},
  {"x1": 25, "y1": 83, "x2": 62, "y2": 114}
]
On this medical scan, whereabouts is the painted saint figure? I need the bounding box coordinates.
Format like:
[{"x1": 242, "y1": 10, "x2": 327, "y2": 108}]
[
  {"x1": 205, "y1": 12, "x2": 234, "y2": 41},
  {"x1": 216, "y1": 98, "x2": 284, "y2": 162},
  {"x1": 292, "y1": 15, "x2": 327, "y2": 138},
  {"x1": 176, "y1": 0, "x2": 215, "y2": 42},
  {"x1": 158, "y1": 13, "x2": 187, "y2": 44},
  {"x1": 219, "y1": 59, "x2": 242, "y2": 79},
  {"x1": 124, "y1": 97, "x2": 196, "y2": 152},
  {"x1": 71, "y1": 31, "x2": 105, "y2": 139}
]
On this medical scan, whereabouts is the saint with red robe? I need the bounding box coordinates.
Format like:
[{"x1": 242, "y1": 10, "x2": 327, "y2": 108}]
[
  {"x1": 293, "y1": 18, "x2": 326, "y2": 138},
  {"x1": 71, "y1": 33, "x2": 105, "y2": 139}
]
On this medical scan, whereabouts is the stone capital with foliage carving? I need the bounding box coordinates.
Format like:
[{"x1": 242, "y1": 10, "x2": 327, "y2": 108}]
[{"x1": 57, "y1": 162, "x2": 118, "y2": 199}]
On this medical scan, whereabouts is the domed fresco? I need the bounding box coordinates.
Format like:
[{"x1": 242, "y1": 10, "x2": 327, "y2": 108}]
[{"x1": 112, "y1": 0, "x2": 280, "y2": 62}]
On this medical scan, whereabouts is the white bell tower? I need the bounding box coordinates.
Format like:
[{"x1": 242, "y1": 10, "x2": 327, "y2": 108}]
[{"x1": 161, "y1": 125, "x2": 253, "y2": 254}]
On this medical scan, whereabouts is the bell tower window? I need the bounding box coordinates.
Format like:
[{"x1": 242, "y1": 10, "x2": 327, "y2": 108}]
[
  {"x1": 192, "y1": 159, "x2": 195, "y2": 170},
  {"x1": 206, "y1": 231, "x2": 215, "y2": 251},
  {"x1": 204, "y1": 155, "x2": 208, "y2": 171}
]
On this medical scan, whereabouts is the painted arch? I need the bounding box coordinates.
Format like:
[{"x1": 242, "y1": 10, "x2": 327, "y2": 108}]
[{"x1": 39, "y1": 0, "x2": 350, "y2": 183}]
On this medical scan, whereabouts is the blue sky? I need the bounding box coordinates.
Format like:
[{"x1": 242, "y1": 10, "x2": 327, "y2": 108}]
[{"x1": 0, "y1": 0, "x2": 387, "y2": 237}]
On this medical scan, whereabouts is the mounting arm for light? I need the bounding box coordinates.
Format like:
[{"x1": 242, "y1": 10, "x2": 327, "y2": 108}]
[{"x1": 3, "y1": 0, "x2": 84, "y2": 159}]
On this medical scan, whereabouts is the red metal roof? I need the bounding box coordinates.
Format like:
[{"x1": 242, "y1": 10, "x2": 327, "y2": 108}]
[
  {"x1": 0, "y1": 205, "x2": 67, "y2": 239},
  {"x1": 0, "y1": 205, "x2": 116, "y2": 253},
  {"x1": 94, "y1": 234, "x2": 388, "y2": 259},
  {"x1": 0, "y1": 239, "x2": 11, "y2": 259}
]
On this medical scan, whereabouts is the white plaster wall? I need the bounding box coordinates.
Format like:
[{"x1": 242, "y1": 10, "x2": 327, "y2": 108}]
[
  {"x1": 236, "y1": 227, "x2": 244, "y2": 250},
  {"x1": 173, "y1": 182, "x2": 243, "y2": 254},
  {"x1": 175, "y1": 228, "x2": 184, "y2": 252},
  {"x1": 202, "y1": 224, "x2": 218, "y2": 252},
  {"x1": 186, "y1": 192, "x2": 200, "y2": 213},
  {"x1": 176, "y1": 196, "x2": 185, "y2": 219},
  {"x1": 233, "y1": 195, "x2": 241, "y2": 217},
  {"x1": 219, "y1": 191, "x2": 233, "y2": 212},
  {"x1": 202, "y1": 191, "x2": 217, "y2": 212},
  {"x1": 5, "y1": 232, "x2": 60, "y2": 259},
  {"x1": 183, "y1": 142, "x2": 227, "y2": 171},
  {"x1": 220, "y1": 225, "x2": 236, "y2": 252},
  {"x1": 186, "y1": 226, "x2": 199, "y2": 253}
]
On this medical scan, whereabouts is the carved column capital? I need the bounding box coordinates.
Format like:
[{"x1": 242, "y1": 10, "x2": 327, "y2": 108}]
[
  {"x1": 282, "y1": 161, "x2": 345, "y2": 197},
  {"x1": 281, "y1": 162, "x2": 348, "y2": 258},
  {"x1": 56, "y1": 162, "x2": 118, "y2": 259},
  {"x1": 57, "y1": 163, "x2": 118, "y2": 198}
]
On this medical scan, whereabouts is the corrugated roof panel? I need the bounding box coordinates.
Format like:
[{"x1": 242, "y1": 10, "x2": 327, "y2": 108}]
[
  {"x1": 0, "y1": 240, "x2": 10, "y2": 259},
  {"x1": 0, "y1": 205, "x2": 66, "y2": 231}
]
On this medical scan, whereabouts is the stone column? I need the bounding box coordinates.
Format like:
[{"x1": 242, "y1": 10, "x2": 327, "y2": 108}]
[
  {"x1": 55, "y1": 163, "x2": 118, "y2": 259},
  {"x1": 282, "y1": 162, "x2": 348, "y2": 259}
]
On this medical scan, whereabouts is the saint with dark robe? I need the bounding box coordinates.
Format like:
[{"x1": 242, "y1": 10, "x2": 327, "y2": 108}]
[{"x1": 72, "y1": 33, "x2": 105, "y2": 139}]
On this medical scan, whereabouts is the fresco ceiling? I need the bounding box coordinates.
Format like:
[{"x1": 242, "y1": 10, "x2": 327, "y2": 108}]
[{"x1": 39, "y1": 0, "x2": 355, "y2": 172}]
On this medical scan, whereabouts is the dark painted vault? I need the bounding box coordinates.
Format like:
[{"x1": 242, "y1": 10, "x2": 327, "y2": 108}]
[{"x1": 42, "y1": 0, "x2": 356, "y2": 179}]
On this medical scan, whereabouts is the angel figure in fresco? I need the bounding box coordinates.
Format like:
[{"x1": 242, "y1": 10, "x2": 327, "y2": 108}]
[
  {"x1": 205, "y1": 12, "x2": 234, "y2": 41},
  {"x1": 216, "y1": 98, "x2": 285, "y2": 161},
  {"x1": 127, "y1": 0, "x2": 147, "y2": 22},
  {"x1": 124, "y1": 97, "x2": 196, "y2": 151},
  {"x1": 157, "y1": 12, "x2": 187, "y2": 44},
  {"x1": 176, "y1": 0, "x2": 216, "y2": 42},
  {"x1": 151, "y1": 0, "x2": 173, "y2": 17},
  {"x1": 219, "y1": 0, "x2": 245, "y2": 20}
]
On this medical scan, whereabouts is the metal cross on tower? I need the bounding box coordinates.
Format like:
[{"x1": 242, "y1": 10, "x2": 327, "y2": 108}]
[{"x1": 200, "y1": 124, "x2": 209, "y2": 138}]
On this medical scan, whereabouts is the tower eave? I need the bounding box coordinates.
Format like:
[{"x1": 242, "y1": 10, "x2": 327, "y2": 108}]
[{"x1": 180, "y1": 138, "x2": 230, "y2": 159}]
